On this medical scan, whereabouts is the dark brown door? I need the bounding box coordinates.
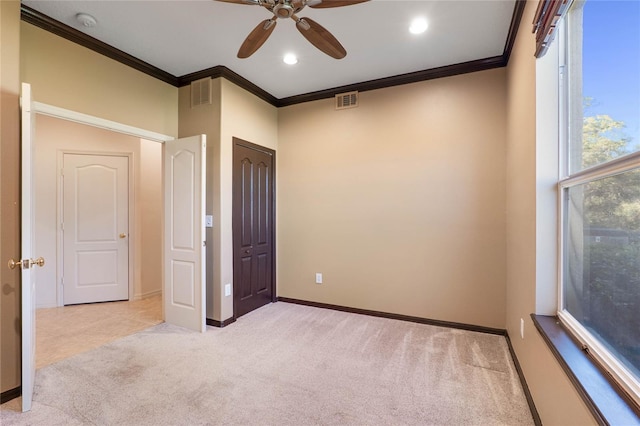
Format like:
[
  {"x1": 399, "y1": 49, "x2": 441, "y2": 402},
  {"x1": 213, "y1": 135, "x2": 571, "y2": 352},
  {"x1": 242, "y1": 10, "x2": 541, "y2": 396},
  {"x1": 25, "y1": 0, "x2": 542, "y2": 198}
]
[{"x1": 233, "y1": 138, "x2": 275, "y2": 318}]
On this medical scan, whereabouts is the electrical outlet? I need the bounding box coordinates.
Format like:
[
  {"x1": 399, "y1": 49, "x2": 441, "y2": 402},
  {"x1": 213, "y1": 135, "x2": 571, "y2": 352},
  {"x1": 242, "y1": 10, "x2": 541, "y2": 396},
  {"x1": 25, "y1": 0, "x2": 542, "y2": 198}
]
[
  {"x1": 315, "y1": 273, "x2": 322, "y2": 284},
  {"x1": 225, "y1": 283, "x2": 231, "y2": 297},
  {"x1": 520, "y1": 318, "x2": 525, "y2": 339}
]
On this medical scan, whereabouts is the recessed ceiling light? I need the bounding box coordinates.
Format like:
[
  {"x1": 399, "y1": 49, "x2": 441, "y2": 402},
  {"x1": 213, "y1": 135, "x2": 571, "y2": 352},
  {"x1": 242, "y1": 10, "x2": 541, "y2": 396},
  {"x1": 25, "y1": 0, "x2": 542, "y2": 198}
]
[
  {"x1": 409, "y1": 17, "x2": 428, "y2": 35},
  {"x1": 283, "y1": 53, "x2": 298, "y2": 65},
  {"x1": 76, "y1": 13, "x2": 97, "y2": 28}
]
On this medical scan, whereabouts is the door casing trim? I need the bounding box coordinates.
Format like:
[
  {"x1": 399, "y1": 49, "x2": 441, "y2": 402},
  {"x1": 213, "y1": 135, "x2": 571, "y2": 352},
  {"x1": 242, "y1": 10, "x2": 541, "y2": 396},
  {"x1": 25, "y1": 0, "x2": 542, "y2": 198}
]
[{"x1": 33, "y1": 102, "x2": 173, "y2": 143}]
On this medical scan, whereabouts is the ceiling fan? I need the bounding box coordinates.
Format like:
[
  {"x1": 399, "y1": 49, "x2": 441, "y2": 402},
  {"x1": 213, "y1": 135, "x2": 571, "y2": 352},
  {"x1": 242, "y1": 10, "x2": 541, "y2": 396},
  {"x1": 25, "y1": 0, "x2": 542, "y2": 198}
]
[{"x1": 216, "y1": 0, "x2": 369, "y2": 59}]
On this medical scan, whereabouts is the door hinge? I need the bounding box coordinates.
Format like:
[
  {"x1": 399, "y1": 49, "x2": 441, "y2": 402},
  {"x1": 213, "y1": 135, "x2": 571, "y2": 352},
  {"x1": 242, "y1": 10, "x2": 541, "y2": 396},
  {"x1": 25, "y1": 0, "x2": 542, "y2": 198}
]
[
  {"x1": 60, "y1": 222, "x2": 64, "y2": 231},
  {"x1": 61, "y1": 277, "x2": 64, "y2": 286}
]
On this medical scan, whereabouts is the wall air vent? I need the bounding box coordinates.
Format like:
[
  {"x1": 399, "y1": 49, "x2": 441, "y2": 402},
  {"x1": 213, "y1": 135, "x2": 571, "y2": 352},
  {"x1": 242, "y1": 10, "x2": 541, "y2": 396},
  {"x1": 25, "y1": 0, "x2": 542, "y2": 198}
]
[
  {"x1": 191, "y1": 77, "x2": 212, "y2": 107},
  {"x1": 335, "y1": 91, "x2": 358, "y2": 110}
]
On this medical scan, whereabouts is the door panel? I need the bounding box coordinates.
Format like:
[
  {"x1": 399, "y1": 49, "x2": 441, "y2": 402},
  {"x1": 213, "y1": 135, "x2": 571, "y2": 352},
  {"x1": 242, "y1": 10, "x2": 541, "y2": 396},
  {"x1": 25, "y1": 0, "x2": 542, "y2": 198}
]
[
  {"x1": 240, "y1": 158, "x2": 253, "y2": 247},
  {"x1": 240, "y1": 257, "x2": 252, "y2": 299},
  {"x1": 63, "y1": 154, "x2": 129, "y2": 305},
  {"x1": 233, "y1": 139, "x2": 275, "y2": 318},
  {"x1": 257, "y1": 162, "x2": 269, "y2": 245},
  {"x1": 171, "y1": 260, "x2": 195, "y2": 307},
  {"x1": 164, "y1": 135, "x2": 206, "y2": 332},
  {"x1": 257, "y1": 254, "x2": 268, "y2": 292}
]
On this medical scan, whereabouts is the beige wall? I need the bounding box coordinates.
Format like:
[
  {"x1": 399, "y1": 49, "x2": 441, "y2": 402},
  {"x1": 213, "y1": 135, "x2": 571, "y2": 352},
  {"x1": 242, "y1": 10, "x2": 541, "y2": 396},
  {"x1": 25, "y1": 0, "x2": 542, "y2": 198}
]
[
  {"x1": 178, "y1": 78, "x2": 222, "y2": 320},
  {"x1": 0, "y1": 0, "x2": 22, "y2": 395},
  {"x1": 20, "y1": 23, "x2": 178, "y2": 137},
  {"x1": 505, "y1": 1, "x2": 595, "y2": 424},
  {"x1": 33, "y1": 115, "x2": 163, "y2": 308},
  {"x1": 277, "y1": 69, "x2": 507, "y2": 329},
  {"x1": 179, "y1": 78, "x2": 278, "y2": 322},
  {"x1": 139, "y1": 139, "x2": 163, "y2": 296}
]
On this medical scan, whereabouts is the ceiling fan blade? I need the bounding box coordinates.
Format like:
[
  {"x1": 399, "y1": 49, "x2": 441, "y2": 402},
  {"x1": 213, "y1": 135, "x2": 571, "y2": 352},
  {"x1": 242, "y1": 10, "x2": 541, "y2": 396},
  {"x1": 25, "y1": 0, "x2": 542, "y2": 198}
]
[
  {"x1": 307, "y1": 0, "x2": 369, "y2": 8},
  {"x1": 296, "y1": 17, "x2": 346, "y2": 59},
  {"x1": 237, "y1": 19, "x2": 277, "y2": 58},
  {"x1": 215, "y1": 0, "x2": 260, "y2": 5}
]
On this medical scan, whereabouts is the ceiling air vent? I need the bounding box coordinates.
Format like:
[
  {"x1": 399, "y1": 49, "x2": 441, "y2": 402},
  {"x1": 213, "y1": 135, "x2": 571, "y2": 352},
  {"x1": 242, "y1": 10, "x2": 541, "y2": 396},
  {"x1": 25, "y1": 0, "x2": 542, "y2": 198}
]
[
  {"x1": 191, "y1": 77, "x2": 212, "y2": 108},
  {"x1": 335, "y1": 91, "x2": 358, "y2": 110}
]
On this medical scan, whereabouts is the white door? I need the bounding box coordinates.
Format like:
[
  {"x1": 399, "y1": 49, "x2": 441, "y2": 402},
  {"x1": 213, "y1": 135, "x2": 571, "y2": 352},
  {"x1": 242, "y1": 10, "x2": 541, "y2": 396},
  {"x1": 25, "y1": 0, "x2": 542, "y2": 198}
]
[
  {"x1": 62, "y1": 154, "x2": 129, "y2": 305},
  {"x1": 20, "y1": 83, "x2": 44, "y2": 412},
  {"x1": 164, "y1": 135, "x2": 206, "y2": 332}
]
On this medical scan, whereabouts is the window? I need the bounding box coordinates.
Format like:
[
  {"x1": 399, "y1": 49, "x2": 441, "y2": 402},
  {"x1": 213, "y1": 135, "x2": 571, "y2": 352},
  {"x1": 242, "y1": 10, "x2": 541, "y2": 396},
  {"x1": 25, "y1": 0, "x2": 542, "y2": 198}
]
[{"x1": 559, "y1": 0, "x2": 640, "y2": 405}]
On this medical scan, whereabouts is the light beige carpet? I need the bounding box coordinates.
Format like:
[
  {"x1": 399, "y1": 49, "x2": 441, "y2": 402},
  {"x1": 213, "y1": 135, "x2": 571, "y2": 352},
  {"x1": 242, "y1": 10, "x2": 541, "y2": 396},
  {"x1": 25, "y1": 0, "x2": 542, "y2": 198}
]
[{"x1": 1, "y1": 302, "x2": 534, "y2": 425}]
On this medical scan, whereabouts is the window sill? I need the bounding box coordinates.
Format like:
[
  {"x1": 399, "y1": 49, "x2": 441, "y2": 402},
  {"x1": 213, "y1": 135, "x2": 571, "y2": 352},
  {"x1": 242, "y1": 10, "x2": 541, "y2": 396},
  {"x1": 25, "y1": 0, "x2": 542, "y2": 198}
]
[{"x1": 531, "y1": 314, "x2": 640, "y2": 425}]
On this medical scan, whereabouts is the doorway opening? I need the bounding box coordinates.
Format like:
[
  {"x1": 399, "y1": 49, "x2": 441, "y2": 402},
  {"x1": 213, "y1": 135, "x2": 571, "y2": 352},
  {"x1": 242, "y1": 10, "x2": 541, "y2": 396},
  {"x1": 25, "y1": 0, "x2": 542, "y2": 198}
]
[
  {"x1": 33, "y1": 114, "x2": 165, "y2": 368},
  {"x1": 21, "y1": 89, "x2": 207, "y2": 410},
  {"x1": 21, "y1": 88, "x2": 210, "y2": 411}
]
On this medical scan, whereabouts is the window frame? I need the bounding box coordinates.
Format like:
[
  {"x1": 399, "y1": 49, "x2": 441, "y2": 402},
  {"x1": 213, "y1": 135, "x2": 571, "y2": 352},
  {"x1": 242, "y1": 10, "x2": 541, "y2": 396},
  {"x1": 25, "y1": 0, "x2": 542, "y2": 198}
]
[
  {"x1": 558, "y1": 157, "x2": 640, "y2": 408},
  {"x1": 557, "y1": 0, "x2": 640, "y2": 408}
]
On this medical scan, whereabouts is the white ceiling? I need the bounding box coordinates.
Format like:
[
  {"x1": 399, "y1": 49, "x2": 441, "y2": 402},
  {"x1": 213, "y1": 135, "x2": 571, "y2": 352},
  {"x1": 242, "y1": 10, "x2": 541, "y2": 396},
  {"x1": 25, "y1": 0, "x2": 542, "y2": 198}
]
[{"x1": 22, "y1": 0, "x2": 517, "y2": 99}]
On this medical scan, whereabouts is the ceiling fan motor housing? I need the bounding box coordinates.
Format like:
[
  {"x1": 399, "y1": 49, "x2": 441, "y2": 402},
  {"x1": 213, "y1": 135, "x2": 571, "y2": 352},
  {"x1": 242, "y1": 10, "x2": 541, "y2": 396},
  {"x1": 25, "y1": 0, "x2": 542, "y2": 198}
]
[{"x1": 274, "y1": 3, "x2": 295, "y2": 18}]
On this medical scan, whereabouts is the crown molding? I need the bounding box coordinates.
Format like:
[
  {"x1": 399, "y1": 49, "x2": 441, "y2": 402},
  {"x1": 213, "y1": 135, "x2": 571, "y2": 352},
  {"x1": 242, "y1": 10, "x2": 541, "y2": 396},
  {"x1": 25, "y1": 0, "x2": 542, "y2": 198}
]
[
  {"x1": 275, "y1": 55, "x2": 506, "y2": 107},
  {"x1": 21, "y1": 0, "x2": 526, "y2": 108},
  {"x1": 503, "y1": 0, "x2": 527, "y2": 66}
]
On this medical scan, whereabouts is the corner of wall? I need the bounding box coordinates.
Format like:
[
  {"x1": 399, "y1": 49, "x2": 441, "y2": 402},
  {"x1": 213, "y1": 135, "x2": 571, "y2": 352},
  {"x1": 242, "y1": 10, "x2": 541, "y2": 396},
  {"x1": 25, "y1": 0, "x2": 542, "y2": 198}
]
[{"x1": 505, "y1": 1, "x2": 596, "y2": 424}]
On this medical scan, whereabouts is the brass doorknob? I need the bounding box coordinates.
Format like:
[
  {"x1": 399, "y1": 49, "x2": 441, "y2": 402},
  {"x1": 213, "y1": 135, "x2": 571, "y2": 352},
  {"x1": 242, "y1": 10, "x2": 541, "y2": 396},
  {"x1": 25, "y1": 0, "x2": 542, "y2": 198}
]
[
  {"x1": 7, "y1": 257, "x2": 45, "y2": 270},
  {"x1": 7, "y1": 259, "x2": 23, "y2": 270},
  {"x1": 119, "y1": 233, "x2": 127, "y2": 239}
]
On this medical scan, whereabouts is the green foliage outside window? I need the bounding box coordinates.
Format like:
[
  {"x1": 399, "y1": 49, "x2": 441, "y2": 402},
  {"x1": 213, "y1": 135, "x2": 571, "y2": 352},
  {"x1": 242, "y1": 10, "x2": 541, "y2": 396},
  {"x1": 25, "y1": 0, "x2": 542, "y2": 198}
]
[{"x1": 579, "y1": 109, "x2": 640, "y2": 376}]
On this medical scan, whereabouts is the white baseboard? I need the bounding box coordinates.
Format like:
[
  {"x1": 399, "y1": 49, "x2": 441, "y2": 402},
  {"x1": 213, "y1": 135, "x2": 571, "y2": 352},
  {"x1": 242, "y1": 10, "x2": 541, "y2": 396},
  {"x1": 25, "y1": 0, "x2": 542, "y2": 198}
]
[
  {"x1": 133, "y1": 289, "x2": 161, "y2": 300},
  {"x1": 36, "y1": 303, "x2": 59, "y2": 309}
]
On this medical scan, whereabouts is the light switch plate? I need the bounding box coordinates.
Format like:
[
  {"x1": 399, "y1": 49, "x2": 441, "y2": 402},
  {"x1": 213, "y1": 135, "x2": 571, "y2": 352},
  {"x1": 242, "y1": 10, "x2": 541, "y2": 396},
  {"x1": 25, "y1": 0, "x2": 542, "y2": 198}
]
[
  {"x1": 205, "y1": 215, "x2": 213, "y2": 228},
  {"x1": 225, "y1": 283, "x2": 231, "y2": 297},
  {"x1": 315, "y1": 273, "x2": 322, "y2": 284}
]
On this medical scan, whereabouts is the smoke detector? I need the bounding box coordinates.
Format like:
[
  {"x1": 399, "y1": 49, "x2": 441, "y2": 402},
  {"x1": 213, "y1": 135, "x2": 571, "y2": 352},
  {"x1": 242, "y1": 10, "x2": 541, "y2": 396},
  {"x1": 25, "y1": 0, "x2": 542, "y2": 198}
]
[{"x1": 76, "y1": 13, "x2": 97, "y2": 28}]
